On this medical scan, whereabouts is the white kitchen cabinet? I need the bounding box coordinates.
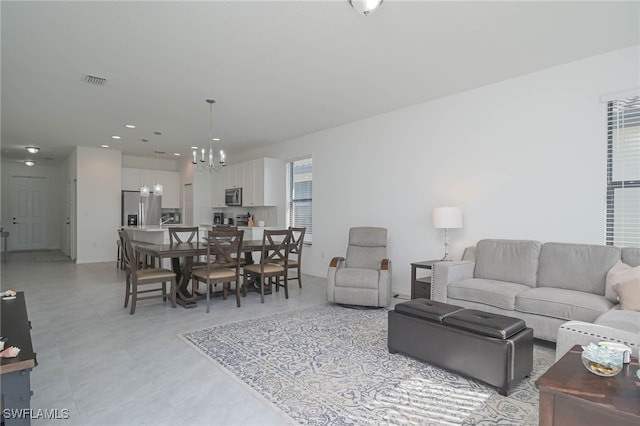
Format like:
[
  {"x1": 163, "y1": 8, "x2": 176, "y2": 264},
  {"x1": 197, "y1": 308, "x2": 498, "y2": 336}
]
[
  {"x1": 121, "y1": 168, "x2": 142, "y2": 191},
  {"x1": 122, "y1": 168, "x2": 180, "y2": 208},
  {"x1": 211, "y1": 171, "x2": 226, "y2": 208},
  {"x1": 243, "y1": 158, "x2": 284, "y2": 206}
]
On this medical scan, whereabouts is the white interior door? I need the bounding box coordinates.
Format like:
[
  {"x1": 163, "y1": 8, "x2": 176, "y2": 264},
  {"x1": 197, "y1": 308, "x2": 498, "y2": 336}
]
[
  {"x1": 70, "y1": 179, "x2": 77, "y2": 260},
  {"x1": 184, "y1": 183, "x2": 193, "y2": 226},
  {"x1": 10, "y1": 176, "x2": 48, "y2": 251},
  {"x1": 62, "y1": 180, "x2": 70, "y2": 256}
]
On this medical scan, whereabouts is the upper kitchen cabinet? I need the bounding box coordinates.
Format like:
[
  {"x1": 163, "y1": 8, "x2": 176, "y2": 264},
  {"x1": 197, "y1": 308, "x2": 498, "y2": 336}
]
[
  {"x1": 243, "y1": 158, "x2": 284, "y2": 206},
  {"x1": 122, "y1": 168, "x2": 181, "y2": 208},
  {"x1": 121, "y1": 167, "x2": 142, "y2": 191},
  {"x1": 211, "y1": 170, "x2": 226, "y2": 208},
  {"x1": 210, "y1": 158, "x2": 283, "y2": 207}
]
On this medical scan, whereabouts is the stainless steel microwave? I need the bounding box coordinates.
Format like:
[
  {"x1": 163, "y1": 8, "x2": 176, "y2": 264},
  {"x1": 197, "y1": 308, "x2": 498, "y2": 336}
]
[{"x1": 225, "y1": 188, "x2": 242, "y2": 206}]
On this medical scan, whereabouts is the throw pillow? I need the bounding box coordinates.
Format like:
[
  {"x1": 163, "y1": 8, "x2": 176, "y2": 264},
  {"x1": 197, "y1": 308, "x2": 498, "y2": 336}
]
[
  {"x1": 612, "y1": 279, "x2": 640, "y2": 311},
  {"x1": 605, "y1": 260, "x2": 640, "y2": 303}
]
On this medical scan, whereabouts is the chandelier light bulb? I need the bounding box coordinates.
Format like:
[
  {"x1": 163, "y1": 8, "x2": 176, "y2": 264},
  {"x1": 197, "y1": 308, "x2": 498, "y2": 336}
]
[
  {"x1": 26, "y1": 147, "x2": 40, "y2": 154},
  {"x1": 349, "y1": 0, "x2": 383, "y2": 16}
]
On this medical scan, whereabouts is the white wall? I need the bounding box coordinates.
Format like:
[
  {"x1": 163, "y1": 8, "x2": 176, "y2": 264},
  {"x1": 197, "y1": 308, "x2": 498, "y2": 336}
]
[
  {"x1": 235, "y1": 46, "x2": 640, "y2": 296},
  {"x1": 0, "y1": 159, "x2": 63, "y2": 251},
  {"x1": 75, "y1": 147, "x2": 121, "y2": 263}
]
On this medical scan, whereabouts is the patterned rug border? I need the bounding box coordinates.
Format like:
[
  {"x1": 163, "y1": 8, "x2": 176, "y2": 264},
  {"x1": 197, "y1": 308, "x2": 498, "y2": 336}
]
[
  {"x1": 177, "y1": 305, "x2": 323, "y2": 425},
  {"x1": 179, "y1": 304, "x2": 552, "y2": 425}
]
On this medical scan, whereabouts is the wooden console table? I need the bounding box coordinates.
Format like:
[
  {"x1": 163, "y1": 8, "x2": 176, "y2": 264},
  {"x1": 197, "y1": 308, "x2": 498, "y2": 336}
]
[
  {"x1": 1, "y1": 292, "x2": 37, "y2": 426},
  {"x1": 536, "y1": 345, "x2": 639, "y2": 426}
]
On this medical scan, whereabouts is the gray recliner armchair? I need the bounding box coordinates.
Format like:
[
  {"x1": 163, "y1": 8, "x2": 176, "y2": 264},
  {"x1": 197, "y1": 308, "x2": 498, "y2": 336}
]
[{"x1": 327, "y1": 227, "x2": 392, "y2": 307}]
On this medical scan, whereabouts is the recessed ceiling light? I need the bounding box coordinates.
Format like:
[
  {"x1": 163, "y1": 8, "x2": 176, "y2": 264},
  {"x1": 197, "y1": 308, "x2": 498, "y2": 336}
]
[
  {"x1": 111, "y1": 135, "x2": 121, "y2": 140},
  {"x1": 190, "y1": 146, "x2": 198, "y2": 150},
  {"x1": 141, "y1": 139, "x2": 149, "y2": 143},
  {"x1": 24, "y1": 160, "x2": 36, "y2": 166},
  {"x1": 26, "y1": 146, "x2": 40, "y2": 154},
  {"x1": 101, "y1": 144, "x2": 110, "y2": 148},
  {"x1": 125, "y1": 124, "x2": 136, "y2": 129},
  {"x1": 154, "y1": 131, "x2": 162, "y2": 136},
  {"x1": 212, "y1": 138, "x2": 220, "y2": 141},
  {"x1": 173, "y1": 153, "x2": 181, "y2": 156}
]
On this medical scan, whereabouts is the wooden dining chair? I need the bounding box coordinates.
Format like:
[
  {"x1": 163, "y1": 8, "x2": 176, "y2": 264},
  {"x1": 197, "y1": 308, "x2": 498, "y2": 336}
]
[
  {"x1": 243, "y1": 229, "x2": 291, "y2": 303},
  {"x1": 118, "y1": 229, "x2": 177, "y2": 315},
  {"x1": 191, "y1": 229, "x2": 244, "y2": 312},
  {"x1": 168, "y1": 226, "x2": 200, "y2": 244},
  {"x1": 277, "y1": 227, "x2": 305, "y2": 288}
]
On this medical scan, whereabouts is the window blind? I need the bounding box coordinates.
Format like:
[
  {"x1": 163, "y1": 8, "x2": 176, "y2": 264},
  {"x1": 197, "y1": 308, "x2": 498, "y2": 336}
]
[
  {"x1": 288, "y1": 157, "x2": 312, "y2": 239},
  {"x1": 606, "y1": 96, "x2": 640, "y2": 247}
]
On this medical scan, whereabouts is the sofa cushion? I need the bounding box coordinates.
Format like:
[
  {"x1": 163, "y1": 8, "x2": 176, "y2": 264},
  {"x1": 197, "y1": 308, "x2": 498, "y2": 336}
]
[
  {"x1": 335, "y1": 268, "x2": 379, "y2": 289},
  {"x1": 537, "y1": 242, "x2": 621, "y2": 295},
  {"x1": 613, "y1": 279, "x2": 640, "y2": 311},
  {"x1": 621, "y1": 247, "x2": 640, "y2": 267},
  {"x1": 447, "y1": 278, "x2": 531, "y2": 311},
  {"x1": 595, "y1": 308, "x2": 640, "y2": 335},
  {"x1": 474, "y1": 239, "x2": 541, "y2": 287},
  {"x1": 606, "y1": 260, "x2": 640, "y2": 303},
  {"x1": 515, "y1": 287, "x2": 613, "y2": 323}
]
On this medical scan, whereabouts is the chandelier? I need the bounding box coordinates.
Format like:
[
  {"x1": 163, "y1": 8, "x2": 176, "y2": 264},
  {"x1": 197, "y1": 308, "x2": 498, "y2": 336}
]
[{"x1": 192, "y1": 99, "x2": 225, "y2": 172}]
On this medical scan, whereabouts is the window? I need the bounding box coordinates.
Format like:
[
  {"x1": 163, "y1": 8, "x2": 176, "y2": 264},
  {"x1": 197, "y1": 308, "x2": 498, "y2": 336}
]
[
  {"x1": 287, "y1": 157, "x2": 312, "y2": 242},
  {"x1": 606, "y1": 96, "x2": 640, "y2": 247}
]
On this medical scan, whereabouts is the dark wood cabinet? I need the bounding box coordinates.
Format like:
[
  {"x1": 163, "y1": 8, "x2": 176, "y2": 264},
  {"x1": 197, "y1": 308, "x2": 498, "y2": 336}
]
[{"x1": 410, "y1": 260, "x2": 438, "y2": 299}]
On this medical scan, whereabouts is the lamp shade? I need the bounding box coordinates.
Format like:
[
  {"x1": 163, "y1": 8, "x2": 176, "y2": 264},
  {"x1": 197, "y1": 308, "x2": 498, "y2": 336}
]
[{"x1": 433, "y1": 207, "x2": 462, "y2": 229}]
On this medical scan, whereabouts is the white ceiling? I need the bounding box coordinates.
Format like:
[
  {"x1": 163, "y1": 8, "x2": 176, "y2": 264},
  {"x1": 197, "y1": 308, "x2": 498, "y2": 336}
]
[{"x1": 2, "y1": 1, "x2": 639, "y2": 165}]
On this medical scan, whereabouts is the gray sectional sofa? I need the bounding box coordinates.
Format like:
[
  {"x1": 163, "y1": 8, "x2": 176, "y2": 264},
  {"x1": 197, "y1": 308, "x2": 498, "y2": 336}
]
[{"x1": 432, "y1": 239, "x2": 640, "y2": 358}]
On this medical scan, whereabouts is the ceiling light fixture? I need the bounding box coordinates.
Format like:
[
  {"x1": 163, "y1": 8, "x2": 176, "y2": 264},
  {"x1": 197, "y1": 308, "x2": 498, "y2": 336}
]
[
  {"x1": 111, "y1": 135, "x2": 121, "y2": 140},
  {"x1": 26, "y1": 146, "x2": 40, "y2": 154},
  {"x1": 192, "y1": 99, "x2": 225, "y2": 173},
  {"x1": 125, "y1": 124, "x2": 136, "y2": 129},
  {"x1": 349, "y1": 0, "x2": 383, "y2": 16},
  {"x1": 101, "y1": 144, "x2": 110, "y2": 148},
  {"x1": 24, "y1": 160, "x2": 36, "y2": 167}
]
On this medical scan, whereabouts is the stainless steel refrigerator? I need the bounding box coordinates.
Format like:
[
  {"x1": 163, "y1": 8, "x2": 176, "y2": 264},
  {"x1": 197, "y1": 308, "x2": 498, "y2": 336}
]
[{"x1": 121, "y1": 191, "x2": 162, "y2": 227}]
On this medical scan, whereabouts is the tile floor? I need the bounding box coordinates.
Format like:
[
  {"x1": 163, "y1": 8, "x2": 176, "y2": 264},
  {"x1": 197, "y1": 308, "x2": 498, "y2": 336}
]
[{"x1": 1, "y1": 251, "x2": 337, "y2": 425}]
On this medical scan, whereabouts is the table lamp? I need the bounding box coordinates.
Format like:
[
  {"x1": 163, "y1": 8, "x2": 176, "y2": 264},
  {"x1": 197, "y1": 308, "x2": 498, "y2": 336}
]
[{"x1": 433, "y1": 206, "x2": 463, "y2": 261}]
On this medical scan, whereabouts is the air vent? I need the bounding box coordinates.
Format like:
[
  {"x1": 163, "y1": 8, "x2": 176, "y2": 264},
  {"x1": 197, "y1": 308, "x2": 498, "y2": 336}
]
[{"x1": 83, "y1": 74, "x2": 107, "y2": 86}]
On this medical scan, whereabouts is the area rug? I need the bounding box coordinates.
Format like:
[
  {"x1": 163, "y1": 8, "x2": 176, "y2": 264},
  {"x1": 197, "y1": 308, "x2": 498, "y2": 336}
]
[{"x1": 181, "y1": 304, "x2": 554, "y2": 425}]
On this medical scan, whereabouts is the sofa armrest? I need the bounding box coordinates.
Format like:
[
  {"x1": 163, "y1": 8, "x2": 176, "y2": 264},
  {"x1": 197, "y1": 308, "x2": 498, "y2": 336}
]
[
  {"x1": 378, "y1": 259, "x2": 392, "y2": 306},
  {"x1": 327, "y1": 257, "x2": 345, "y2": 303},
  {"x1": 556, "y1": 321, "x2": 640, "y2": 361},
  {"x1": 432, "y1": 260, "x2": 475, "y2": 302}
]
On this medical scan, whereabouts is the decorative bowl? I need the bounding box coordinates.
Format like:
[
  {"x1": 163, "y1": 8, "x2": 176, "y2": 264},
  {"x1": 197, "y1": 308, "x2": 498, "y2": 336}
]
[{"x1": 581, "y1": 344, "x2": 623, "y2": 377}]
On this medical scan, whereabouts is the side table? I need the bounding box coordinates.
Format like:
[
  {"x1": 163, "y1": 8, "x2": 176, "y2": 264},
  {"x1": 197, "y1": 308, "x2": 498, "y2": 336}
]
[
  {"x1": 410, "y1": 260, "x2": 438, "y2": 299},
  {"x1": 536, "y1": 345, "x2": 639, "y2": 426}
]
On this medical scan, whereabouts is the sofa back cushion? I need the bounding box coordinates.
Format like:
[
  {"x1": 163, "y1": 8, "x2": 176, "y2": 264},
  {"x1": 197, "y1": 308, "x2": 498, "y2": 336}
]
[
  {"x1": 345, "y1": 227, "x2": 387, "y2": 270},
  {"x1": 621, "y1": 247, "x2": 640, "y2": 267},
  {"x1": 474, "y1": 239, "x2": 541, "y2": 287},
  {"x1": 537, "y1": 242, "x2": 621, "y2": 294}
]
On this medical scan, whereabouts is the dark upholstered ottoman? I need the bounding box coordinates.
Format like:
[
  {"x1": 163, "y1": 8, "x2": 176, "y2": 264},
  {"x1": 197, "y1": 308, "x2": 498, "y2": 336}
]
[{"x1": 388, "y1": 299, "x2": 533, "y2": 396}]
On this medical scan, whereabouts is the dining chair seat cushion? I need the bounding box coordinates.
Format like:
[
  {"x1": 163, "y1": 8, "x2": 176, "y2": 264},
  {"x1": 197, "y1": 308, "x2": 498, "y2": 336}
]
[
  {"x1": 274, "y1": 259, "x2": 298, "y2": 267},
  {"x1": 192, "y1": 267, "x2": 237, "y2": 280},
  {"x1": 243, "y1": 263, "x2": 285, "y2": 274},
  {"x1": 136, "y1": 268, "x2": 176, "y2": 280}
]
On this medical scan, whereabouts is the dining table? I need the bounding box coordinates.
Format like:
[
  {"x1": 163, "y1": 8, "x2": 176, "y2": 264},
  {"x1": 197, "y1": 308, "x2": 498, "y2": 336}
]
[{"x1": 134, "y1": 239, "x2": 271, "y2": 308}]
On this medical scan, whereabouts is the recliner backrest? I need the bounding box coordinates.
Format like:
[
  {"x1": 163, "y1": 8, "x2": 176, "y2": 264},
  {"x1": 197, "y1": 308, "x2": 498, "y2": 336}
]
[{"x1": 345, "y1": 227, "x2": 387, "y2": 270}]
